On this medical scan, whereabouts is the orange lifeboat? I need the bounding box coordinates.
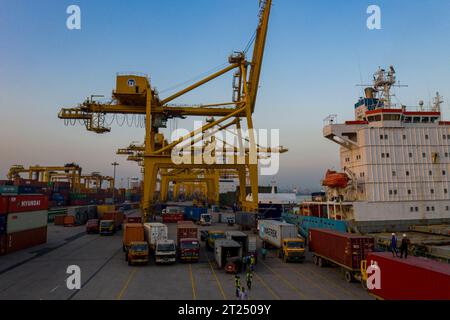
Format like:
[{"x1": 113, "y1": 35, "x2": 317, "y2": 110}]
[{"x1": 322, "y1": 170, "x2": 349, "y2": 188}]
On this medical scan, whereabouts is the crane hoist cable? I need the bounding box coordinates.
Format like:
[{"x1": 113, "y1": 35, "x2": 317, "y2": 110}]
[{"x1": 159, "y1": 62, "x2": 228, "y2": 94}]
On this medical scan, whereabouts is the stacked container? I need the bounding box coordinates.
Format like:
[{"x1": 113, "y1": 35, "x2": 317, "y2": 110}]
[{"x1": 0, "y1": 194, "x2": 49, "y2": 255}]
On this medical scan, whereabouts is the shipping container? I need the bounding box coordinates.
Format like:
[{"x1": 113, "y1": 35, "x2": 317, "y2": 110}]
[
  {"x1": 144, "y1": 223, "x2": 168, "y2": 249},
  {"x1": 162, "y1": 213, "x2": 184, "y2": 223},
  {"x1": 183, "y1": 206, "x2": 208, "y2": 222},
  {"x1": 64, "y1": 216, "x2": 76, "y2": 227},
  {"x1": 97, "y1": 204, "x2": 117, "y2": 217},
  {"x1": 7, "y1": 195, "x2": 49, "y2": 213},
  {"x1": 4, "y1": 226, "x2": 47, "y2": 254},
  {"x1": 0, "y1": 215, "x2": 7, "y2": 234},
  {"x1": 309, "y1": 229, "x2": 374, "y2": 281},
  {"x1": 0, "y1": 234, "x2": 6, "y2": 255},
  {"x1": 6, "y1": 210, "x2": 48, "y2": 234},
  {"x1": 123, "y1": 223, "x2": 145, "y2": 249},
  {"x1": 102, "y1": 211, "x2": 124, "y2": 230},
  {"x1": 366, "y1": 252, "x2": 450, "y2": 300},
  {"x1": 0, "y1": 196, "x2": 8, "y2": 215},
  {"x1": 54, "y1": 215, "x2": 66, "y2": 226},
  {"x1": 258, "y1": 220, "x2": 298, "y2": 248},
  {"x1": 0, "y1": 185, "x2": 18, "y2": 195},
  {"x1": 214, "y1": 239, "x2": 243, "y2": 269},
  {"x1": 176, "y1": 221, "x2": 198, "y2": 245},
  {"x1": 219, "y1": 212, "x2": 235, "y2": 224}
]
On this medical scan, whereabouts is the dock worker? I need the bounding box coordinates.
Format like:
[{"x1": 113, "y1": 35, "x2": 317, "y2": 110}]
[
  {"x1": 261, "y1": 247, "x2": 267, "y2": 260},
  {"x1": 390, "y1": 233, "x2": 399, "y2": 257},
  {"x1": 250, "y1": 255, "x2": 256, "y2": 272},
  {"x1": 242, "y1": 256, "x2": 247, "y2": 272},
  {"x1": 239, "y1": 287, "x2": 248, "y2": 300},
  {"x1": 246, "y1": 271, "x2": 253, "y2": 290},
  {"x1": 400, "y1": 234, "x2": 410, "y2": 259},
  {"x1": 234, "y1": 275, "x2": 241, "y2": 298}
]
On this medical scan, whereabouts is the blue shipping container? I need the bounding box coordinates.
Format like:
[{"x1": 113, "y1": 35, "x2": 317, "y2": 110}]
[
  {"x1": 282, "y1": 213, "x2": 347, "y2": 240},
  {"x1": 0, "y1": 215, "x2": 7, "y2": 235},
  {"x1": 18, "y1": 185, "x2": 38, "y2": 194},
  {"x1": 0, "y1": 185, "x2": 18, "y2": 194},
  {"x1": 184, "y1": 206, "x2": 207, "y2": 221}
]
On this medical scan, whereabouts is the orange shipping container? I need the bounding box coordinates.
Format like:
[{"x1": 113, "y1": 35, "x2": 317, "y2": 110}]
[
  {"x1": 102, "y1": 211, "x2": 124, "y2": 229},
  {"x1": 123, "y1": 223, "x2": 145, "y2": 248},
  {"x1": 54, "y1": 215, "x2": 66, "y2": 226},
  {"x1": 63, "y1": 216, "x2": 76, "y2": 227}
]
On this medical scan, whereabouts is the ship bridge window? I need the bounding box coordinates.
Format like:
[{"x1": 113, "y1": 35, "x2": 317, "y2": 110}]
[
  {"x1": 446, "y1": 206, "x2": 449, "y2": 211},
  {"x1": 444, "y1": 135, "x2": 447, "y2": 140},
  {"x1": 431, "y1": 189, "x2": 435, "y2": 194},
  {"x1": 406, "y1": 171, "x2": 410, "y2": 176},
  {"x1": 413, "y1": 117, "x2": 421, "y2": 123},
  {"x1": 421, "y1": 117, "x2": 430, "y2": 123},
  {"x1": 422, "y1": 152, "x2": 426, "y2": 158},
  {"x1": 383, "y1": 114, "x2": 401, "y2": 121},
  {"x1": 408, "y1": 189, "x2": 412, "y2": 195},
  {"x1": 404, "y1": 117, "x2": 412, "y2": 123},
  {"x1": 408, "y1": 153, "x2": 412, "y2": 158},
  {"x1": 431, "y1": 117, "x2": 438, "y2": 123},
  {"x1": 403, "y1": 135, "x2": 407, "y2": 140},
  {"x1": 429, "y1": 171, "x2": 433, "y2": 176},
  {"x1": 444, "y1": 189, "x2": 448, "y2": 194},
  {"x1": 443, "y1": 170, "x2": 446, "y2": 176}
]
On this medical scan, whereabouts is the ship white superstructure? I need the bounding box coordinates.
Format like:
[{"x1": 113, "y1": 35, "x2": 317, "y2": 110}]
[{"x1": 323, "y1": 67, "x2": 450, "y2": 229}]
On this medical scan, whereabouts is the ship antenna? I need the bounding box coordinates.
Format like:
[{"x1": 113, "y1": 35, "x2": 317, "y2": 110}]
[{"x1": 433, "y1": 92, "x2": 443, "y2": 112}]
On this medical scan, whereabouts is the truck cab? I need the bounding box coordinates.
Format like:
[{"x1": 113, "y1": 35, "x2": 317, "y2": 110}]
[
  {"x1": 280, "y1": 238, "x2": 305, "y2": 262},
  {"x1": 179, "y1": 238, "x2": 200, "y2": 262},
  {"x1": 199, "y1": 213, "x2": 212, "y2": 226},
  {"x1": 126, "y1": 241, "x2": 149, "y2": 266},
  {"x1": 99, "y1": 220, "x2": 115, "y2": 236},
  {"x1": 155, "y1": 239, "x2": 177, "y2": 264}
]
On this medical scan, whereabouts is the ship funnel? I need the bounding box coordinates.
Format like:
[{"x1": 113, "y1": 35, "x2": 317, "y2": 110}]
[{"x1": 364, "y1": 87, "x2": 376, "y2": 99}]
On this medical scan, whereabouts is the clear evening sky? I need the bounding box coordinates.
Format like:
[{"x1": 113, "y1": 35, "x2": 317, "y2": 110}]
[{"x1": 1, "y1": 0, "x2": 450, "y2": 190}]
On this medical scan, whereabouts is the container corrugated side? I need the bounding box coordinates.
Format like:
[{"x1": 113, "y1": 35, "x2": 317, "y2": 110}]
[
  {"x1": 7, "y1": 195, "x2": 49, "y2": 213},
  {"x1": 0, "y1": 215, "x2": 7, "y2": 234},
  {"x1": 5, "y1": 226, "x2": 47, "y2": 254},
  {"x1": 6, "y1": 210, "x2": 48, "y2": 234},
  {"x1": 0, "y1": 234, "x2": 6, "y2": 255},
  {"x1": 0, "y1": 196, "x2": 9, "y2": 215},
  {"x1": 367, "y1": 252, "x2": 450, "y2": 300}
]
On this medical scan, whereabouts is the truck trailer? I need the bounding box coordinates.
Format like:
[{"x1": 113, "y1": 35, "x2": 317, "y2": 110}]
[{"x1": 258, "y1": 220, "x2": 305, "y2": 262}]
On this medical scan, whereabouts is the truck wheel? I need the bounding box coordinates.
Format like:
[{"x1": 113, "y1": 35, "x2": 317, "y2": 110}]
[
  {"x1": 317, "y1": 257, "x2": 324, "y2": 268},
  {"x1": 344, "y1": 270, "x2": 354, "y2": 283}
]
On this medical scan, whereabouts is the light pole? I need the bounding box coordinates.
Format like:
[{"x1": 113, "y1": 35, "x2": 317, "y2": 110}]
[{"x1": 111, "y1": 162, "x2": 119, "y2": 203}]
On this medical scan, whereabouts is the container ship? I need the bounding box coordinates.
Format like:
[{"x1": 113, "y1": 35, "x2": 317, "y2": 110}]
[{"x1": 319, "y1": 66, "x2": 450, "y2": 232}]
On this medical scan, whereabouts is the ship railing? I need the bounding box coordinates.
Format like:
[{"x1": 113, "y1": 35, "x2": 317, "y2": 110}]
[{"x1": 323, "y1": 114, "x2": 338, "y2": 126}]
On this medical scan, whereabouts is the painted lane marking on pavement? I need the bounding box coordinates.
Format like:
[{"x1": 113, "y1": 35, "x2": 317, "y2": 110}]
[
  {"x1": 303, "y1": 264, "x2": 361, "y2": 299},
  {"x1": 281, "y1": 262, "x2": 339, "y2": 300},
  {"x1": 260, "y1": 260, "x2": 307, "y2": 299},
  {"x1": 188, "y1": 263, "x2": 197, "y2": 300},
  {"x1": 253, "y1": 272, "x2": 280, "y2": 300},
  {"x1": 116, "y1": 268, "x2": 138, "y2": 300},
  {"x1": 49, "y1": 285, "x2": 60, "y2": 293},
  {"x1": 206, "y1": 256, "x2": 227, "y2": 300}
]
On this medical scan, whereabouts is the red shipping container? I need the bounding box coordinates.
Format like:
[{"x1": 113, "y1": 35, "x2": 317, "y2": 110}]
[
  {"x1": 0, "y1": 196, "x2": 9, "y2": 215},
  {"x1": 367, "y1": 252, "x2": 450, "y2": 300},
  {"x1": 5, "y1": 227, "x2": 47, "y2": 254},
  {"x1": 125, "y1": 216, "x2": 142, "y2": 223},
  {"x1": 0, "y1": 235, "x2": 6, "y2": 255},
  {"x1": 7, "y1": 195, "x2": 49, "y2": 213},
  {"x1": 176, "y1": 222, "x2": 198, "y2": 245},
  {"x1": 162, "y1": 213, "x2": 184, "y2": 224},
  {"x1": 309, "y1": 229, "x2": 374, "y2": 270}
]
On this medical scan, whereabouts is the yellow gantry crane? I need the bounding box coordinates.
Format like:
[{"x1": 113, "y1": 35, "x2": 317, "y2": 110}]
[
  {"x1": 8, "y1": 164, "x2": 83, "y2": 190},
  {"x1": 58, "y1": 0, "x2": 283, "y2": 220}
]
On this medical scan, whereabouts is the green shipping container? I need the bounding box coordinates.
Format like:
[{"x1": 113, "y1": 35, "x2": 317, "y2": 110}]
[{"x1": 0, "y1": 185, "x2": 18, "y2": 194}]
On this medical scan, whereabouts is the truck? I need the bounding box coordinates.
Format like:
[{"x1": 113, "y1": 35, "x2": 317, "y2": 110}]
[
  {"x1": 101, "y1": 211, "x2": 123, "y2": 231},
  {"x1": 201, "y1": 230, "x2": 226, "y2": 251},
  {"x1": 184, "y1": 206, "x2": 212, "y2": 226},
  {"x1": 99, "y1": 220, "x2": 116, "y2": 235},
  {"x1": 308, "y1": 228, "x2": 374, "y2": 283},
  {"x1": 143, "y1": 223, "x2": 168, "y2": 251},
  {"x1": 177, "y1": 221, "x2": 200, "y2": 262},
  {"x1": 161, "y1": 206, "x2": 184, "y2": 223},
  {"x1": 258, "y1": 220, "x2": 305, "y2": 263},
  {"x1": 155, "y1": 239, "x2": 177, "y2": 264},
  {"x1": 122, "y1": 223, "x2": 147, "y2": 266},
  {"x1": 364, "y1": 252, "x2": 450, "y2": 300},
  {"x1": 225, "y1": 231, "x2": 258, "y2": 262},
  {"x1": 214, "y1": 239, "x2": 243, "y2": 273}
]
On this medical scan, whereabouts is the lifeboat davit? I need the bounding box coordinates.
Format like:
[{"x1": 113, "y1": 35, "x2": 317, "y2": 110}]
[{"x1": 322, "y1": 170, "x2": 349, "y2": 188}]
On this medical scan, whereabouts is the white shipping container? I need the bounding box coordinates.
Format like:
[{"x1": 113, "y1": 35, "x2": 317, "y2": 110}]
[
  {"x1": 144, "y1": 223, "x2": 168, "y2": 247},
  {"x1": 247, "y1": 236, "x2": 257, "y2": 253},
  {"x1": 257, "y1": 220, "x2": 298, "y2": 248},
  {"x1": 220, "y1": 212, "x2": 235, "y2": 224},
  {"x1": 7, "y1": 210, "x2": 48, "y2": 234}
]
